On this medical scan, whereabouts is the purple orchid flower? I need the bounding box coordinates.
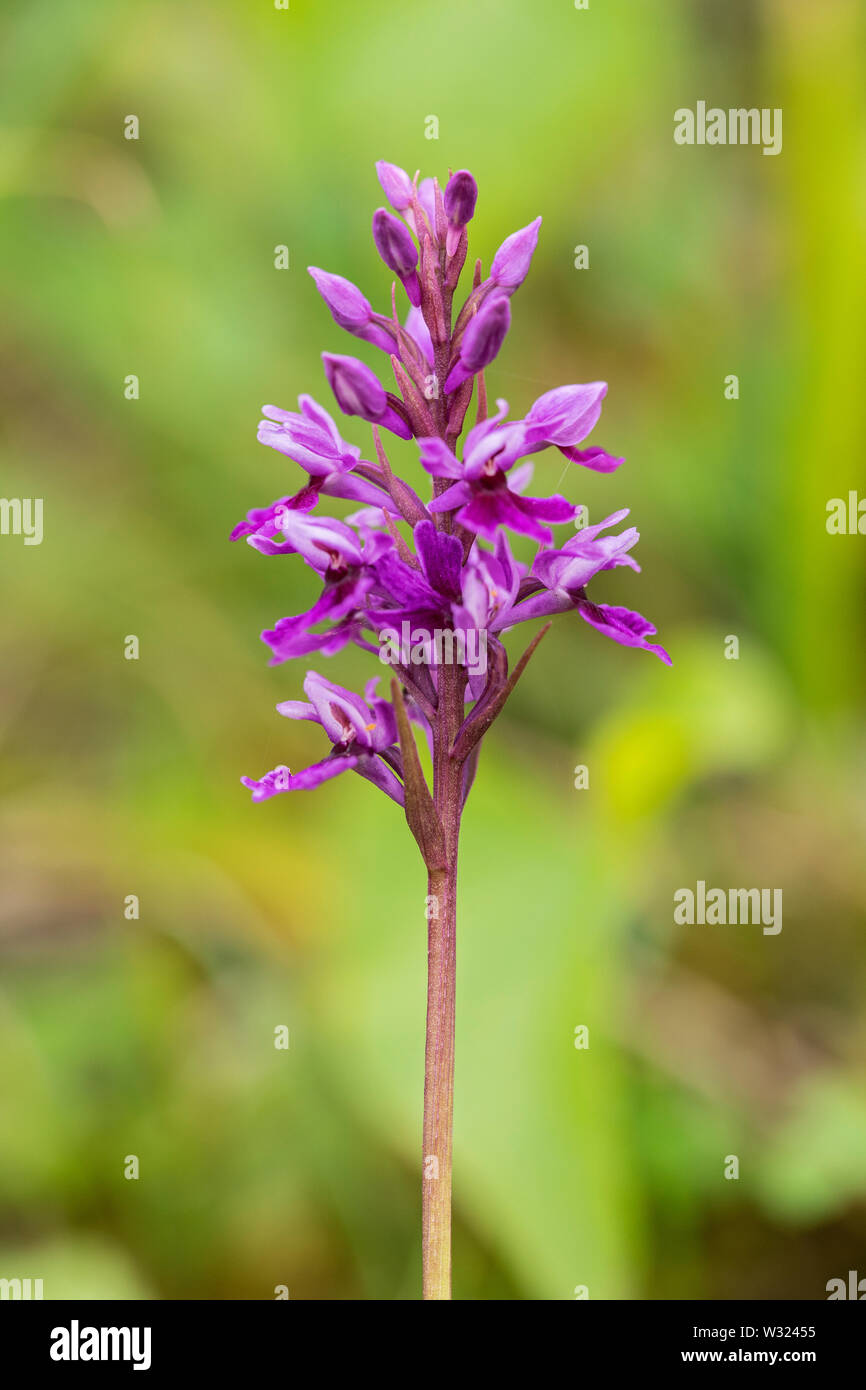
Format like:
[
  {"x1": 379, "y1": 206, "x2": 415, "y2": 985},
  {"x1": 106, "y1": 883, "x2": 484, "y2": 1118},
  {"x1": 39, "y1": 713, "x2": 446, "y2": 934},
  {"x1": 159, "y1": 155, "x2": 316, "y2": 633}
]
[
  {"x1": 247, "y1": 394, "x2": 397, "y2": 518},
  {"x1": 507, "y1": 382, "x2": 624, "y2": 473},
  {"x1": 419, "y1": 400, "x2": 578, "y2": 542},
  {"x1": 531, "y1": 508, "x2": 638, "y2": 583},
  {"x1": 365, "y1": 519, "x2": 463, "y2": 633},
  {"x1": 456, "y1": 529, "x2": 526, "y2": 632},
  {"x1": 242, "y1": 672, "x2": 404, "y2": 804},
  {"x1": 257, "y1": 510, "x2": 392, "y2": 662},
  {"x1": 366, "y1": 522, "x2": 527, "y2": 700},
  {"x1": 489, "y1": 509, "x2": 671, "y2": 663},
  {"x1": 236, "y1": 159, "x2": 671, "y2": 1301}
]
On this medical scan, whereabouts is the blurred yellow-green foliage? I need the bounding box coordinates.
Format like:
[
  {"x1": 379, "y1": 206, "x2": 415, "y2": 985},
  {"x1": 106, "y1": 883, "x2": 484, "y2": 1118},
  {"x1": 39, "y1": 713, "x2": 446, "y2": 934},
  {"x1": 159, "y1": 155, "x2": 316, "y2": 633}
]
[{"x1": 1, "y1": 0, "x2": 865, "y2": 1299}]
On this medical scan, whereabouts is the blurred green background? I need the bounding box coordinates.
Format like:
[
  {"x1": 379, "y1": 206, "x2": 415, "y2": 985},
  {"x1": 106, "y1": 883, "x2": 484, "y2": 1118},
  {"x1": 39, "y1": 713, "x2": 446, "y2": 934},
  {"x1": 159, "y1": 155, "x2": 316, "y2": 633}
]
[{"x1": 1, "y1": 0, "x2": 865, "y2": 1300}]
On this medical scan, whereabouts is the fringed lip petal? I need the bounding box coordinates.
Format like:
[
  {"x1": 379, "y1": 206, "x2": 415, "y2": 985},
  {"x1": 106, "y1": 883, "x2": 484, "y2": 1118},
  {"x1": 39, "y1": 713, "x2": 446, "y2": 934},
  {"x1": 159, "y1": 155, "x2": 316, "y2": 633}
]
[
  {"x1": 578, "y1": 601, "x2": 672, "y2": 665},
  {"x1": 241, "y1": 754, "x2": 358, "y2": 802}
]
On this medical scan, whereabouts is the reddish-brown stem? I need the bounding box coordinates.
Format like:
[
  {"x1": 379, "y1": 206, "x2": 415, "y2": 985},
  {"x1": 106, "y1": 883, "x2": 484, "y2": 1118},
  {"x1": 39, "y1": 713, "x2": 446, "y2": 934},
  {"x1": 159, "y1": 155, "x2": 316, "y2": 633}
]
[{"x1": 422, "y1": 657, "x2": 464, "y2": 1299}]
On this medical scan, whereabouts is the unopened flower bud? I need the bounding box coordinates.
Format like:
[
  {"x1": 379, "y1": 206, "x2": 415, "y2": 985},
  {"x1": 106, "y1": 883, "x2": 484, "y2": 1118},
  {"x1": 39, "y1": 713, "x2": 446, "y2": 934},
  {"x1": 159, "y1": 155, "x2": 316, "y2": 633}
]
[
  {"x1": 308, "y1": 267, "x2": 395, "y2": 353},
  {"x1": 322, "y1": 353, "x2": 412, "y2": 439},
  {"x1": 490, "y1": 216, "x2": 542, "y2": 293},
  {"x1": 444, "y1": 294, "x2": 511, "y2": 392},
  {"x1": 372, "y1": 207, "x2": 421, "y2": 306},
  {"x1": 375, "y1": 160, "x2": 413, "y2": 212},
  {"x1": 444, "y1": 170, "x2": 477, "y2": 256}
]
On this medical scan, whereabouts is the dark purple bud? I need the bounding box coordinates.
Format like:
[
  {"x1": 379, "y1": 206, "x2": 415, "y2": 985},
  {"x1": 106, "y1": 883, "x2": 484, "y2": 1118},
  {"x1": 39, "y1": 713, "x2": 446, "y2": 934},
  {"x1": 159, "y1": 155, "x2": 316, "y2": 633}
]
[
  {"x1": 322, "y1": 353, "x2": 412, "y2": 439},
  {"x1": 490, "y1": 216, "x2": 542, "y2": 293},
  {"x1": 372, "y1": 207, "x2": 421, "y2": 306},
  {"x1": 444, "y1": 170, "x2": 477, "y2": 255},
  {"x1": 373, "y1": 208, "x2": 418, "y2": 277},
  {"x1": 444, "y1": 294, "x2": 511, "y2": 392}
]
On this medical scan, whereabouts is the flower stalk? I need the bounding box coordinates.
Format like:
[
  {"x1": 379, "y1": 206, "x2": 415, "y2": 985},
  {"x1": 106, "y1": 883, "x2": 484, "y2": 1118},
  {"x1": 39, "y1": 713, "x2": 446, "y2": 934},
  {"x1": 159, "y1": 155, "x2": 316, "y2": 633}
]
[
  {"x1": 423, "y1": 856, "x2": 457, "y2": 1300},
  {"x1": 236, "y1": 161, "x2": 670, "y2": 1299}
]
